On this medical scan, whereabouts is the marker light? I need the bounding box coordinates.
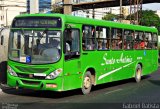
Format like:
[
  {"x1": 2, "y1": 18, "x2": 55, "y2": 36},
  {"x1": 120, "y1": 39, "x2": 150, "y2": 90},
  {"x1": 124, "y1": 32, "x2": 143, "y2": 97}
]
[
  {"x1": 8, "y1": 66, "x2": 17, "y2": 77},
  {"x1": 45, "y1": 68, "x2": 63, "y2": 79}
]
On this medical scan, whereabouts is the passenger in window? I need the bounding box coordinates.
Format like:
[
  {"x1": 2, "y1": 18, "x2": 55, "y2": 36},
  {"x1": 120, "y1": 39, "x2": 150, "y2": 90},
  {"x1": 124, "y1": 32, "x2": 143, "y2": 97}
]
[
  {"x1": 82, "y1": 43, "x2": 86, "y2": 50},
  {"x1": 134, "y1": 41, "x2": 140, "y2": 49},
  {"x1": 144, "y1": 38, "x2": 148, "y2": 49},
  {"x1": 153, "y1": 43, "x2": 157, "y2": 49},
  {"x1": 106, "y1": 40, "x2": 110, "y2": 49},
  {"x1": 140, "y1": 40, "x2": 145, "y2": 49},
  {"x1": 98, "y1": 41, "x2": 102, "y2": 50},
  {"x1": 112, "y1": 40, "x2": 118, "y2": 50},
  {"x1": 49, "y1": 38, "x2": 60, "y2": 48},
  {"x1": 117, "y1": 35, "x2": 122, "y2": 49},
  {"x1": 66, "y1": 42, "x2": 71, "y2": 52},
  {"x1": 33, "y1": 39, "x2": 40, "y2": 55}
]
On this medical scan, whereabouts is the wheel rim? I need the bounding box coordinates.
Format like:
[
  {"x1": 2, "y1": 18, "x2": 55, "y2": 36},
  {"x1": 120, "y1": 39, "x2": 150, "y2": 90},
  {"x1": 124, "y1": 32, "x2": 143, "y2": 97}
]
[
  {"x1": 84, "y1": 76, "x2": 91, "y2": 89},
  {"x1": 136, "y1": 68, "x2": 141, "y2": 80}
]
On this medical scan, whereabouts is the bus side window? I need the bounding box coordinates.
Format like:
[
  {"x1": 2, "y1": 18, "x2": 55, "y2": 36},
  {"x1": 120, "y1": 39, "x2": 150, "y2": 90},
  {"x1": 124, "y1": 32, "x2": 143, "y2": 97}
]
[
  {"x1": 124, "y1": 30, "x2": 134, "y2": 50},
  {"x1": 152, "y1": 33, "x2": 158, "y2": 49},
  {"x1": 96, "y1": 26, "x2": 110, "y2": 50},
  {"x1": 1, "y1": 35, "x2": 4, "y2": 45},
  {"x1": 64, "y1": 29, "x2": 80, "y2": 60},
  {"x1": 111, "y1": 28, "x2": 122, "y2": 50},
  {"x1": 82, "y1": 25, "x2": 96, "y2": 50},
  {"x1": 134, "y1": 31, "x2": 144, "y2": 49},
  {"x1": 144, "y1": 32, "x2": 152, "y2": 49}
]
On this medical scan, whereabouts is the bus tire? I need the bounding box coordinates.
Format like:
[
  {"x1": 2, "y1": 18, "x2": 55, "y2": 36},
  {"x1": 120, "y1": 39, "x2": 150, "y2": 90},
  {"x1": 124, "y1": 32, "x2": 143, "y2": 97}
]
[
  {"x1": 81, "y1": 71, "x2": 92, "y2": 95},
  {"x1": 135, "y1": 64, "x2": 142, "y2": 83}
]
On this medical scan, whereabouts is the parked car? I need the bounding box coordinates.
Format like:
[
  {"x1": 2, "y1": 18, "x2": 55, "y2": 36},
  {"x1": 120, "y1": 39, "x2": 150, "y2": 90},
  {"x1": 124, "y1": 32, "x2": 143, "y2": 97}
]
[{"x1": 0, "y1": 27, "x2": 10, "y2": 84}]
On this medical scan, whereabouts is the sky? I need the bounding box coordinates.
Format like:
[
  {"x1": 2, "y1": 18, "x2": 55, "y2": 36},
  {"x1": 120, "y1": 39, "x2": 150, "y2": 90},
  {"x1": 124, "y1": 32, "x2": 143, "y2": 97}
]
[{"x1": 143, "y1": 3, "x2": 160, "y2": 11}]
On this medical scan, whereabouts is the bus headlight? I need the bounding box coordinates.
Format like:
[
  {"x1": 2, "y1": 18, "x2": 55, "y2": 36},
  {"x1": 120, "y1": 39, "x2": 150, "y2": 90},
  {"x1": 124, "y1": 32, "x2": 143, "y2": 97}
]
[
  {"x1": 45, "y1": 68, "x2": 63, "y2": 79},
  {"x1": 8, "y1": 66, "x2": 17, "y2": 77}
]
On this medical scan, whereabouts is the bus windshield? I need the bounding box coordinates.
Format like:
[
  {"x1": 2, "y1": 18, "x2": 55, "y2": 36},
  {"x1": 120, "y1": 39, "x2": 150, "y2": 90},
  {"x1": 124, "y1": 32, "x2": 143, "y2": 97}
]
[{"x1": 9, "y1": 30, "x2": 61, "y2": 64}]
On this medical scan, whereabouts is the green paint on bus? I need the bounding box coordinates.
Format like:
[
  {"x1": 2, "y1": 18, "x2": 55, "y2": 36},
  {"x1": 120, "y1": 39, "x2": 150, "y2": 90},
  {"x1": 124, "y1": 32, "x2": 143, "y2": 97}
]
[{"x1": 7, "y1": 13, "x2": 158, "y2": 94}]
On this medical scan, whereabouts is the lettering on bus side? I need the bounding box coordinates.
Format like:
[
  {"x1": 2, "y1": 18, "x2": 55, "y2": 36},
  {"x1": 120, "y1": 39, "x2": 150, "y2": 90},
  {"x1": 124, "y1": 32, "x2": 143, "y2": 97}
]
[{"x1": 101, "y1": 53, "x2": 133, "y2": 66}]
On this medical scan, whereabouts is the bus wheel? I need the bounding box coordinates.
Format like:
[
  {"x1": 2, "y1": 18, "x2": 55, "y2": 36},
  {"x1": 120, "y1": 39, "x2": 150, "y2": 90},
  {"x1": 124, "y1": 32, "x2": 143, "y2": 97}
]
[
  {"x1": 82, "y1": 71, "x2": 92, "y2": 95},
  {"x1": 135, "y1": 64, "x2": 142, "y2": 83}
]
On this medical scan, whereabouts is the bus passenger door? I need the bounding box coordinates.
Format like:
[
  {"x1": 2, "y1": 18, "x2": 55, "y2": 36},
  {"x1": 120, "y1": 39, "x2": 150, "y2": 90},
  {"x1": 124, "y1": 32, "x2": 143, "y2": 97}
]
[{"x1": 63, "y1": 28, "x2": 82, "y2": 91}]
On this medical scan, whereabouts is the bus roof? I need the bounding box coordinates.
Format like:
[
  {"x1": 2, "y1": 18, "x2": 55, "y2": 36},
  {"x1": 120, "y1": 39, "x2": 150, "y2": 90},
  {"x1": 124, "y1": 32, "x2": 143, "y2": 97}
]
[{"x1": 14, "y1": 13, "x2": 158, "y2": 33}]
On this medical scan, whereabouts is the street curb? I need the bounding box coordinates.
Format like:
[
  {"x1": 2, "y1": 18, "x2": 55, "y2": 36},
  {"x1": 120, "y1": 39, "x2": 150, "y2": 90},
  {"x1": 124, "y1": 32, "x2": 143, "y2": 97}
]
[{"x1": 0, "y1": 83, "x2": 12, "y2": 90}]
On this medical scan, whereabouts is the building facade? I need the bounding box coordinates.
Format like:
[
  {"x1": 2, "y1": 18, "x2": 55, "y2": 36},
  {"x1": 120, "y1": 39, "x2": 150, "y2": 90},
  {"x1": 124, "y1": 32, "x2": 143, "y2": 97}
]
[
  {"x1": 0, "y1": 0, "x2": 27, "y2": 27},
  {"x1": 27, "y1": 0, "x2": 53, "y2": 13}
]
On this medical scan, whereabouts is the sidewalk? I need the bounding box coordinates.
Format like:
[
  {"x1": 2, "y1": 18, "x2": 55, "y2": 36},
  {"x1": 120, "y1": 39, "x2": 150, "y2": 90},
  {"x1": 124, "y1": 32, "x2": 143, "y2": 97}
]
[{"x1": 0, "y1": 83, "x2": 12, "y2": 91}]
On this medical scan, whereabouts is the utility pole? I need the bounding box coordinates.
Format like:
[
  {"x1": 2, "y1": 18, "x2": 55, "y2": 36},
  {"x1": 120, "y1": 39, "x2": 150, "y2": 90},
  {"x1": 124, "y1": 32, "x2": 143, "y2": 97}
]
[
  {"x1": 120, "y1": 0, "x2": 122, "y2": 22},
  {"x1": 92, "y1": 8, "x2": 95, "y2": 19},
  {"x1": 63, "y1": 0, "x2": 72, "y2": 15},
  {"x1": 5, "y1": 8, "x2": 8, "y2": 27},
  {"x1": 130, "y1": 0, "x2": 143, "y2": 25},
  {"x1": 30, "y1": 0, "x2": 39, "y2": 14}
]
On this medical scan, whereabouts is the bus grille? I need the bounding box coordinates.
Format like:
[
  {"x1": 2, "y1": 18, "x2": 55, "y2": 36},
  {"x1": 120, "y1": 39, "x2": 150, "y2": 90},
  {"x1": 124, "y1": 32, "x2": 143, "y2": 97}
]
[
  {"x1": 21, "y1": 80, "x2": 40, "y2": 85},
  {"x1": 15, "y1": 66, "x2": 49, "y2": 73},
  {"x1": 17, "y1": 73, "x2": 46, "y2": 80}
]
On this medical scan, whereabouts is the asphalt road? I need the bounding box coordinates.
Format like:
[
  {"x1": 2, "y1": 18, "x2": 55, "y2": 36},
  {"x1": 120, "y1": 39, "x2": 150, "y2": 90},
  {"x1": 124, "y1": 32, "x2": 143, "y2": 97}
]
[{"x1": 0, "y1": 68, "x2": 160, "y2": 109}]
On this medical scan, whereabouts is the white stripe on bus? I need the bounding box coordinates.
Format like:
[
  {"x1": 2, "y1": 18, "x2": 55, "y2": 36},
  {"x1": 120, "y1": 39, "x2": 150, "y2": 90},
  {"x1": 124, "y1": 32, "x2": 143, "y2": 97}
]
[{"x1": 98, "y1": 61, "x2": 135, "y2": 80}]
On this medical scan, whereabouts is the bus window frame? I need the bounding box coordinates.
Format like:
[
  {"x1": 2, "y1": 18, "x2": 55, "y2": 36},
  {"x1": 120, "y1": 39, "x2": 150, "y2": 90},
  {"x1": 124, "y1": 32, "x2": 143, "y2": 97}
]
[
  {"x1": 111, "y1": 28, "x2": 123, "y2": 51},
  {"x1": 63, "y1": 28, "x2": 81, "y2": 61},
  {"x1": 95, "y1": 26, "x2": 111, "y2": 51},
  {"x1": 123, "y1": 29, "x2": 135, "y2": 50},
  {"x1": 152, "y1": 33, "x2": 158, "y2": 50},
  {"x1": 134, "y1": 31, "x2": 145, "y2": 50},
  {"x1": 82, "y1": 25, "x2": 96, "y2": 51},
  {"x1": 144, "y1": 32, "x2": 152, "y2": 50}
]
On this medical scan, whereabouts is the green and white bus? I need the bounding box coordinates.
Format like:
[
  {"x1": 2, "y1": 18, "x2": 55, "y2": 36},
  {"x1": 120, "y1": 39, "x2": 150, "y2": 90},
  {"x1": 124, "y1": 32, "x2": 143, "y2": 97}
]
[{"x1": 7, "y1": 14, "x2": 158, "y2": 94}]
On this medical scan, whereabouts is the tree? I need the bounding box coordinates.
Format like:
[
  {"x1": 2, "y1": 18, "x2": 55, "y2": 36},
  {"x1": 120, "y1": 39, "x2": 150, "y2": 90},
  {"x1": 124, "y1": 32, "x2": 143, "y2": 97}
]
[
  {"x1": 51, "y1": 4, "x2": 63, "y2": 14},
  {"x1": 102, "y1": 13, "x2": 118, "y2": 21},
  {"x1": 126, "y1": 10, "x2": 160, "y2": 28}
]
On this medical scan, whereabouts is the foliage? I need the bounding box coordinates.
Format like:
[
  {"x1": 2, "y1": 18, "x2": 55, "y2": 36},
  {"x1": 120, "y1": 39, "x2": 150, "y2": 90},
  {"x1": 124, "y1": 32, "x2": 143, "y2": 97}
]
[
  {"x1": 51, "y1": 4, "x2": 63, "y2": 14},
  {"x1": 126, "y1": 10, "x2": 160, "y2": 28},
  {"x1": 102, "y1": 13, "x2": 118, "y2": 21}
]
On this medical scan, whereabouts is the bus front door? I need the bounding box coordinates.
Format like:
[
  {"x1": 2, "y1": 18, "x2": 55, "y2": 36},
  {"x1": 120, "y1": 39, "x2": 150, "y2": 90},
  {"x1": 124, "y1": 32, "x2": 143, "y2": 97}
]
[{"x1": 63, "y1": 28, "x2": 82, "y2": 91}]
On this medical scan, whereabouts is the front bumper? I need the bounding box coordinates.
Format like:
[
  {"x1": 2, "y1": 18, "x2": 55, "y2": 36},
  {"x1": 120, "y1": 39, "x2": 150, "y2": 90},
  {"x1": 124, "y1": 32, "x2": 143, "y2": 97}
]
[{"x1": 7, "y1": 72, "x2": 63, "y2": 91}]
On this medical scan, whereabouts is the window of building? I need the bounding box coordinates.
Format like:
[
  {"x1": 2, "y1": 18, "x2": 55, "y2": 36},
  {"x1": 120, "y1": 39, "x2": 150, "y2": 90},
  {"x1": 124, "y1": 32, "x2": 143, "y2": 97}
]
[
  {"x1": 96, "y1": 26, "x2": 110, "y2": 50},
  {"x1": 82, "y1": 25, "x2": 96, "y2": 51}
]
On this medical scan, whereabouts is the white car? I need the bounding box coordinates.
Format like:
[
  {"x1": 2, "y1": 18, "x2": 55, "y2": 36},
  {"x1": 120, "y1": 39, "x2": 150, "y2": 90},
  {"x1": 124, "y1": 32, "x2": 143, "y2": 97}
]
[{"x1": 0, "y1": 27, "x2": 10, "y2": 84}]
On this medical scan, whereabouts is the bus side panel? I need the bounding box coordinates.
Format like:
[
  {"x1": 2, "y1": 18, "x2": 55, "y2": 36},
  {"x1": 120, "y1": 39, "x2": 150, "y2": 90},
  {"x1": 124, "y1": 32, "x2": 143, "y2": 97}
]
[
  {"x1": 63, "y1": 59, "x2": 82, "y2": 91},
  {"x1": 143, "y1": 50, "x2": 154, "y2": 75},
  {"x1": 109, "y1": 51, "x2": 134, "y2": 82},
  {"x1": 151, "y1": 50, "x2": 159, "y2": 73},
  {"x1": 94, "y1": 51, "x2": 112, "y2": 85}
]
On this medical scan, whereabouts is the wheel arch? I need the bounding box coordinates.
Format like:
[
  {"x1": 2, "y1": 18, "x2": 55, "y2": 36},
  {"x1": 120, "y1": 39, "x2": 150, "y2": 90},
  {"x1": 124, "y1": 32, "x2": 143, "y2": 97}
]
[
  {"x1": 82, "y1": 67, "x2": 96, "y2": 87},
  {"x1": 134, "y1": 62, "x2": 143, "y2": 77}
]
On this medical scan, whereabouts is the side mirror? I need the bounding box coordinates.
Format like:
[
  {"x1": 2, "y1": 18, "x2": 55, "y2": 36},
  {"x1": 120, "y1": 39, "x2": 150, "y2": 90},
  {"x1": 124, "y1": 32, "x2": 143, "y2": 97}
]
[{"x1": 1, "y1": 35, "x2": 4, "y2": 45}]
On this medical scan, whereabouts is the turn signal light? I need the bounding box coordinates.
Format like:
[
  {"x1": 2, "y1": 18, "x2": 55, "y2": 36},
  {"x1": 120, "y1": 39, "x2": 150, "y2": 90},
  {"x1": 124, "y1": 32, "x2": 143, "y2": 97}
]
[{"x1": 46, "y1": 84, "x2": 57, "y2": 88}]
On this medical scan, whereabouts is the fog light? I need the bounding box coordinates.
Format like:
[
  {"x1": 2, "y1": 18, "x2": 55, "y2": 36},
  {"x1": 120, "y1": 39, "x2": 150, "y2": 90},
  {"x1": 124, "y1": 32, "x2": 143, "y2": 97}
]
[{"x1": 46, "y1": 84, "x2": 57, "y2": 88}]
